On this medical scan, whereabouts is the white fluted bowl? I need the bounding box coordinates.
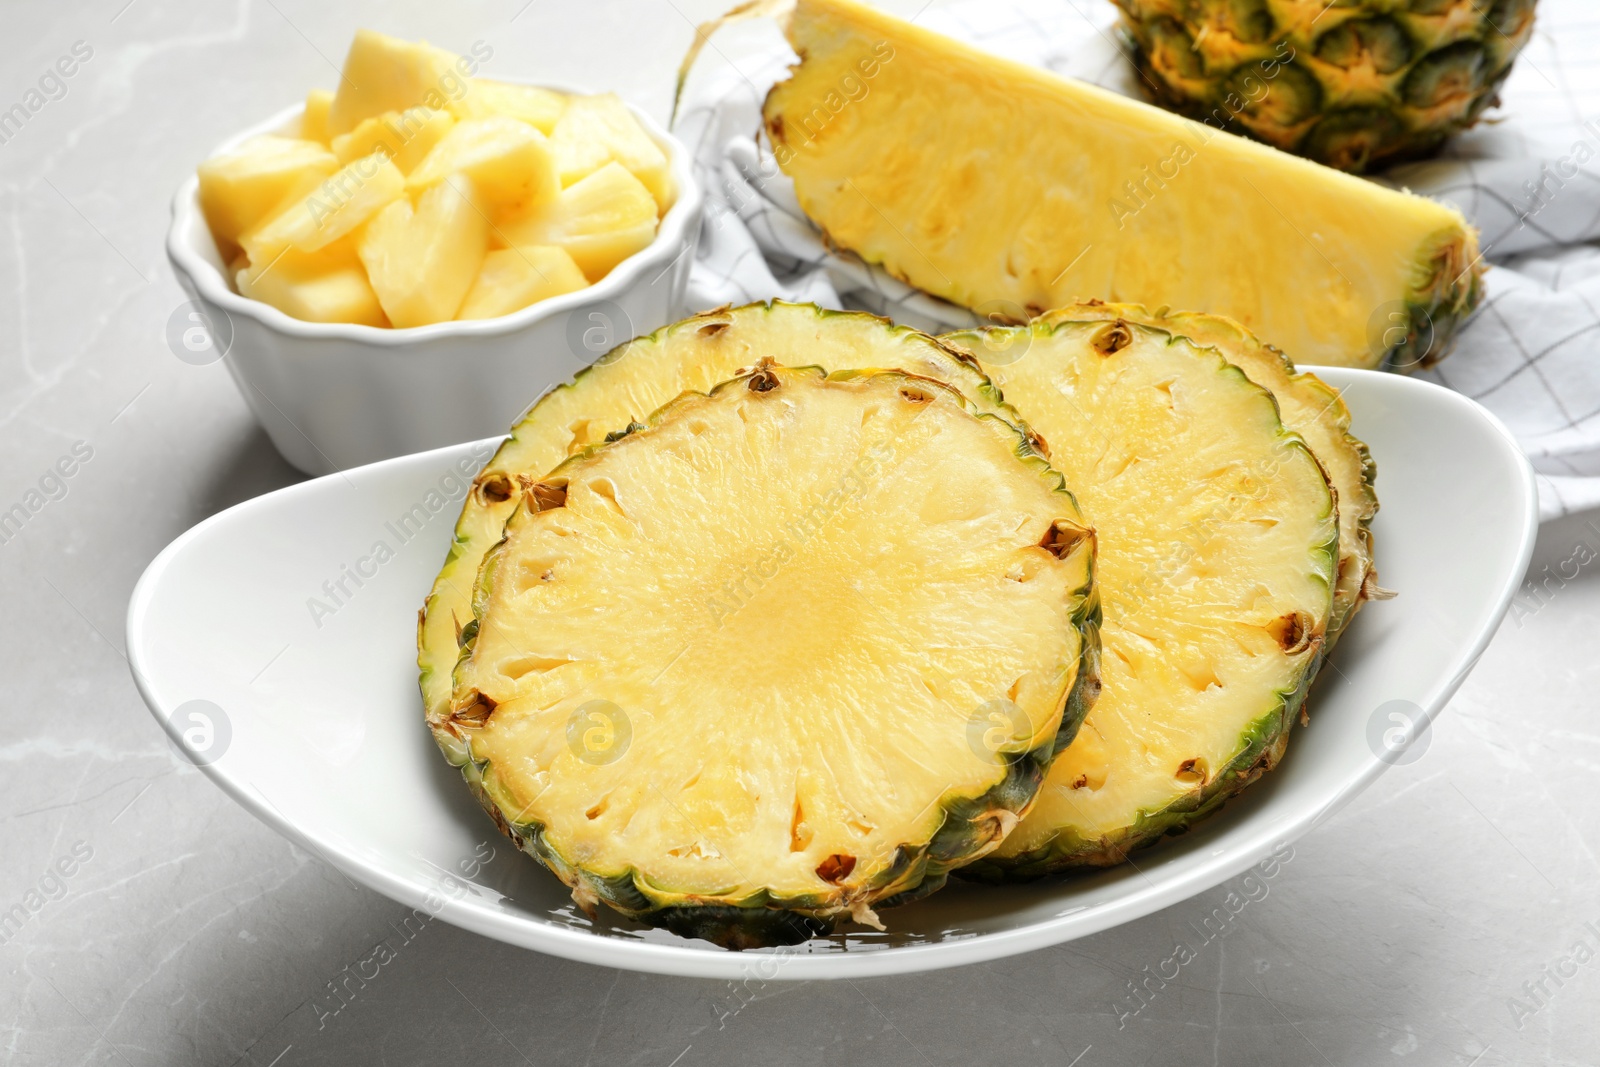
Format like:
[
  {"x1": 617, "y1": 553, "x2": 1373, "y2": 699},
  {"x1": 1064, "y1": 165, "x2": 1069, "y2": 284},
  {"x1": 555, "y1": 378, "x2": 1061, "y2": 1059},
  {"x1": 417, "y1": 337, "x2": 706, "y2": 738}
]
[{"x1": 167, "y1": 85, "x2": 702, "y2": 475}]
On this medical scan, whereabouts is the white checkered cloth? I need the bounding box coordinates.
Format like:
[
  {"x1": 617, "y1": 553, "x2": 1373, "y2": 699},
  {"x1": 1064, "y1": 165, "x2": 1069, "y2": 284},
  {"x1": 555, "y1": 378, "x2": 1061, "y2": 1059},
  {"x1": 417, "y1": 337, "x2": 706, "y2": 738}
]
[{"x1": 673, "y1": 0, "x2": 1600, "y2": 521}]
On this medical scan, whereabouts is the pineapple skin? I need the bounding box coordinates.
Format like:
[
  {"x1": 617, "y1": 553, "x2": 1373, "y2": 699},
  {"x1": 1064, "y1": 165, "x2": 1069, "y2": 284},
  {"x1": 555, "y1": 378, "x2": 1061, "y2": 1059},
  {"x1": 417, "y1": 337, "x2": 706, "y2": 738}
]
[
  {"x1": 436, "y1": 363, "x2": 1103, "y2": 949},
  {"x1": 1115, "y1": 0, "x2": 1538, "y2": 173},
  {"x1": 959, "y1": 674, "x2": 1304, "y2": 877}
]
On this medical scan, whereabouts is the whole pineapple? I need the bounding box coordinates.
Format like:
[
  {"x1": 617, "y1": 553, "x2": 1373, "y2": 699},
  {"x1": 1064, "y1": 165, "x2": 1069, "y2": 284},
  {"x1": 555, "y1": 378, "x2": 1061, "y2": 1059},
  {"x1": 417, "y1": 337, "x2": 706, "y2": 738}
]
[{"x1": 1114, "y1": 0, "x2": 1538, "y2": 172}]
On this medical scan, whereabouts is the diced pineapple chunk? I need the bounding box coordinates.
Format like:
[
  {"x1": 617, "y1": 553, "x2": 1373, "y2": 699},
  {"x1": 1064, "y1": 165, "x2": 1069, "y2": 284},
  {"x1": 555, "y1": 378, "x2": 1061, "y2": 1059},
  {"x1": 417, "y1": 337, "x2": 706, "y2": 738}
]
[
  {"x1": 242, "y1": 153, "x2": 405, "y2": 263},
  {"x1": 457, "y1": 80, "x2": 568, "y2": 134},
  {"x1": 327, "y1": 29, "x2": 472, "y2": 136},
  {"x1": 236, "y1": 237, "x2": 386, "y2": 326},
  {"x1": 197, "y1": 136, "x2": 338, "y2": 257},
  {"x1": 332, "y1": 107, "x2": 454, "y2": 173},
  {"x1": 359, "y1": 177, "x2": 489, "y2": 327},
  {"x1": 549, "y1": 94, "x2": 672, "y2": 212},
  {"x1": 458, "y1": 246, "x2": 588, "y2": 320},
  {"x1": 498, "y1": 162, "x2": 659, "y2": 281},
  {"x1": 302, "y1": 89, "x2": 334, "y2": 145},
  {"x1": 406, "y1": 117, "x2": 558, "y2": 212}
]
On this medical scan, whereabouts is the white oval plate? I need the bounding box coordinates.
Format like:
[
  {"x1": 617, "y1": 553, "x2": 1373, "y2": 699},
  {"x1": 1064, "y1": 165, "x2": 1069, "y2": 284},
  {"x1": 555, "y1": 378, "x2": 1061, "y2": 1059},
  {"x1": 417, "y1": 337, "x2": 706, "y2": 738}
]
[{"x1": 126, "y1": 368, "x2": 1537, "y2": 980}]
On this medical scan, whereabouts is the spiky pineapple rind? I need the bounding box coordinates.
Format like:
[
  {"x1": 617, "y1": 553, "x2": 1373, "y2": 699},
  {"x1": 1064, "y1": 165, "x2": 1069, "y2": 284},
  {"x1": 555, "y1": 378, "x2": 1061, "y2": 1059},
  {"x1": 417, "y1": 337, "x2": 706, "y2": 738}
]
[
  {"x1": 1113, "y1": 0, "x2": 1537, "y2": 174},
  {"x1": 959, "y1": 647, "x2": 1312, "y2": 881}
]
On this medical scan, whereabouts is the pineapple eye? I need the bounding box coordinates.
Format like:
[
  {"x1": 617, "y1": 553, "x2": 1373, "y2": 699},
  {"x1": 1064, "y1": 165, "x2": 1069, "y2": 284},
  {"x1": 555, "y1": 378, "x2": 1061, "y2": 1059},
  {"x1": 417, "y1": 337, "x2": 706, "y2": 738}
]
[
  {"x1": 523, "y1": 479, "x2": 568, "y2": 513},
  {"x1": 1407, "y1": 0, "x2": 1470, "y2": 15},
  {"x1": 1039, "y1": 519, "x2": 1093, "y2": 561},
  {"x1": 1488, "y1": 0, "x2": 1535, "y2": 35},
  {"x1": 476, "y1": 473, "x2": 514, "y2": 504},
  {"x1": 815, "y1": 853, "x2": 857, "y2": 884},
  {"x1": 1304, "y1": 108, "x2": 1406, "y2": 172},
  {"x1": 1213, "y1": 0, "x2": 1274, "y2": 44},
  {"x1": 1314, "y1": 17, "x2": 1411, "y2": 75},
  {"x1": 1402, "y1": 41, "x2": 1488, "y2": 112},
  {"x1": 449, "y1": 690, "x2": 496, "y2": 728},
  {"x1": 1090, "y1": 321, "x2": 1133, "y2": 356},
  {"x1": 1146, "y1": 17, "x2": 1204, "y2": 80},
  {"x1": 1267, "y1": 611, "x2": 1316, "y2": 654},
  {"x1": 1226, "y1": 61, "x2": 1323, "y2": 129},
  {"x1": 747, "y1": 366, "x2": 781, "y2": 392},
  {"x1": 1175, "y1": 758, "x2": 1208, "y2": 785}
]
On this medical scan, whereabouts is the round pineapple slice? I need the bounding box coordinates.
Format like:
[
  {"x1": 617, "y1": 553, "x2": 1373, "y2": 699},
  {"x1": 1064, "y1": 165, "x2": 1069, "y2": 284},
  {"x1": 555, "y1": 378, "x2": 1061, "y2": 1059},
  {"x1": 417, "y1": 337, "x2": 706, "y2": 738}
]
[
  {"x1": 943, "y1": 317, "x2": 1337, "y2": 876},
  {"x1": 418, "y1": 301, "x2": 1020, "y2": 731},
  {"x1": 445, "y1": 365, "x2": 1098, "y2": 946},
  {"x1": 1043, "y1": 301, "x2": 1379, "y2": 647}
]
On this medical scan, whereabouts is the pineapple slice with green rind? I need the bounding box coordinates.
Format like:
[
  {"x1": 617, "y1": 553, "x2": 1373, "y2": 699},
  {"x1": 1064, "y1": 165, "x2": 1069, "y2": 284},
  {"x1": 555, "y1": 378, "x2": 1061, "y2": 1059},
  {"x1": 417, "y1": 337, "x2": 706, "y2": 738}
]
[
  {"x1": 1038, "y1": 301, "x2": 1378, "y2": 647},
  {"x1": 417, "y1": 301, "x2": 1026, "y2": 729},
  {"x1": 446, "y1": 364, "x2": 1098, "y2": 946},
  {"x1": 943, "y1": 316, "x2": 1337, "y2": 876},
  {"x1": 761, "y1": 0, "x2": 1483, "y2": 370}
]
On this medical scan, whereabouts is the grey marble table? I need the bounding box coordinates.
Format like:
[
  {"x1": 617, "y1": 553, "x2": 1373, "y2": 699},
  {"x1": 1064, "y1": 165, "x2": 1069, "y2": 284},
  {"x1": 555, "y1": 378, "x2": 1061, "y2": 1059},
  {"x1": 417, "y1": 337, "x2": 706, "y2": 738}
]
[{"x1": 3, "y1": 2, "x2": 1597, "y2": 1065}]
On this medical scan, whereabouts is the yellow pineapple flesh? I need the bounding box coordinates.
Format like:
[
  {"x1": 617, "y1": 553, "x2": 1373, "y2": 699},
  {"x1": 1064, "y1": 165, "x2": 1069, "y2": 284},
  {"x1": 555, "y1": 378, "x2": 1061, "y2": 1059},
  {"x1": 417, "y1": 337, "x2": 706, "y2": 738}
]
[
  {"x1": 197, "y1": 136, "x2": 338, "y2": 259},
  {"x1": 236, "y1": 237, "x2": 386, "y2": 327},
  {"x1": 550, "y1": 93, "x2": 674, "y2": 213},
  {"x1": 458, "y1": 246, "x2": 589, "y2": 320},
  {"x1": 498, "y1": 161, "x2": 659, "y2": 281},
  {"x1": 331, "y1": 107, "x2": 455, "y2": 173},
  {"x1": 242, "y1": 153, "x2": 405, "y2": 263},
  {"x1": 762, "y1": 0, "x2": 1482, "y2": 369},
  {"x1": 358, "y1": 177, "x2": 489, "y2": 327},
  {"x1": 407, "y1": 116, "x2": 560, "y2": 212}
]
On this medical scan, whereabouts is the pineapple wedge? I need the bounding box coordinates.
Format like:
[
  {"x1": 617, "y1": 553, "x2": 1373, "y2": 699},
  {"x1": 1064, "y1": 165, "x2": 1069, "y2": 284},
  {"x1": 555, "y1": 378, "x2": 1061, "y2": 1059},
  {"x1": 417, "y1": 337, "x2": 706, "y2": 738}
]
[
  {"x1": 235, "y1": 237, "x2": 386, "y2": 326},
  {"x1": 550, "y1": 93, "x2": 673, "y2": 212},
  {"x1": 459, "y1": 79, "x2": 568, "y2": 133},
  {"x1": 331, "y1": 107, "x2": 455, "y2": 173},
  {"x1": 359, "y1": 176, "x2": 489, "y2": 327},
  {"x1": 499, "y1": 161, "x2": 658, "y2": 280},
  {"x1": 327, "y1": 29, "x2": 474, "y2": 136},
  {"x1": 197, "y1": 136, "x2": 338, "y2": 258},
  {"x1": 242, "y1": 152, "x2": 404, "y2": 263},
  {"x1": 458, "y1": 246, "x2": 588, "y2": 320},
  {"x1": 301, "y1": 89, "x2": 333, "y2": 145},
  {"x1": 407, "y1": 117, "x2": 559, "y2": 211},
  {"x1": 763, "y1": 0, "x2": 1483, "y2": 369}
]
